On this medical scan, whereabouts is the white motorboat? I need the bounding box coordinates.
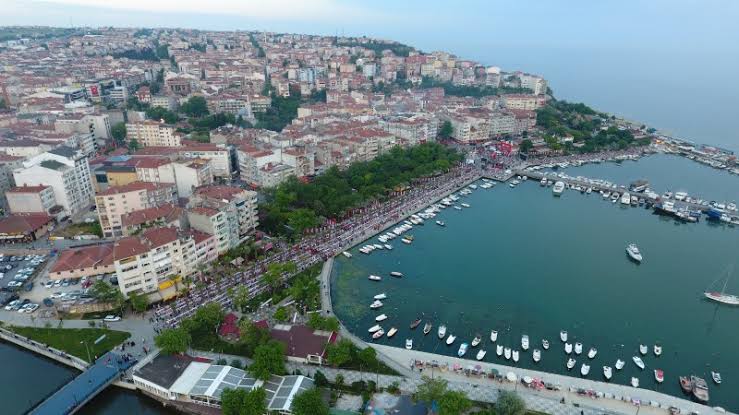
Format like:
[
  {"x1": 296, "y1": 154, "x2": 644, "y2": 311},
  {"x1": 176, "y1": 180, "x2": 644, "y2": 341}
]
[
  {"x1": 461, "y1": 203, "x2": 470, "y2": 208},
  {"x1": 615, "y1": 359, "x2": 625, "y2": 370},
  {"x1": 533, "y1": 349, "x2": 541, "y2": 363},
  {"x1": 496, "y1": 345, "x2": 504, "y2": 356},
  {"x1": 435, "y1": 220, "x2": 445, "y2": 227},
  {"x1": 384, "y1": 244, "x2": 393, "y2": 250},
  {"x1": 471, "y1": 334, "x2": 482, "y2": 347},
  {"x1": 540, "y1": 177, "x2": 547, "y2": 186},
  {"x1": 368, "y1": 275, "x2": 382, "y2": 281},
  {"x1": 631, "y1": 377, "x2": 639, "y2": 388},
  {"x1": 603, "y1": 366, "x2": 613, "y2": 380},
  {"x1": 620, "y1": 192, "x2": 631, "y2": 205},
  {"x1": 490, "y1": 330, "x2": 498, "y2": 342},
  {"x1": 476, "y1": 349, "x2": 487, "y2": 361},
  {"x1": 574, "y1": 342, "x2": 583, "y2": 355},
  {"x1": 655, "y1": 369, "x2": 664, "y2": 383},
  {"x1": 390, "y1": 271, "x2": 403, "y2": 278},
  {"x1": 370, "y1": 300, "x2": 383, "y2": 309},
  {"x1": 512, "y1": 350, "x2": 520, "y2": 362},
  {"x1": 504, "y1": 347, "x2": 512, "y2": 360},
  {"x1": 401, "y1": 238, "x2": 412, "y2": 244},
  {"x1": 712, "y1": 371, "x2": 722, "y2": 385},
  {"x1": 375, "y1": 314, "x2": 387, "y2": 322},
  {"x1": 639, "y1": 344, "x2": 648, "y2": 355},
  {"x1": 567, "y1": 358, "x2": 576, "y2": 370},
  {"x1": 588, "y1": 347, "x2": 597, "y2": 359},
  {"x1": 560, "y1": 330, "x2": 568, "y2": 342},
  {"x1": 553, "y1": 181, "x2": 565, "y2": 196},
  {"x1": 654, "y1": 344, "x2": 662, "y2": 356},
  {"x1": 542, "y1": 339, "x2": 550, "y2": 350},
  {"x1": 458, "y1": 343, "x2": 469, "y2": 357},
  {"x1": 627, "y1": 244, "x2": 643, "y2": 262},
  {"x1": 446, "y1": 334, "x2": 456, "y2": 345},
  {"x1": 564, "y1": 343, "x2": 573, "y2": 354},
  {"x1": 387, "y1": 327, "x2": 398, "y2": 338},
  {"x1": 342, "y1": 251, "x2": 352, "y2": 258},
  {"x1": 454, "y1": 206, "x2": 462, "y2": 210},
  {"x1": 581, "y1": 364, "x2": 591, "y2": 376},
  {"x1": 405, "y1": 339, "x2": 413, "y2": 350},
  {"x1": 368, "y1": 324, "x2": 381, "y2": 333},
  {"x1": 373, "y1": 244, "x2": 384, "y2": 250},
  {"x1": 633, "y1": 356, "x2": 645, "y2": 370},
  {"x1": 438, "y1": 325, "x2": 447, "y2": 339},
  {"x1": 373, "y1": 293, "x2": 387, "y2": 300},
  {"x1": 521, "y1": 335, "x2": 529, "y2": 351}
]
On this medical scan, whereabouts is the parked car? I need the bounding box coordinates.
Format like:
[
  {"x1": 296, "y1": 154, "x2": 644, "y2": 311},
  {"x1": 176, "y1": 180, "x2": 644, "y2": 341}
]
[
  {"x1": 50, "y1": 292, "x2": 65, "y2": 299},
  {"x1": 24, "y1": 283, "x2": 33, "y2": 292},
  {"x1": 4, "y1": 299, "x2": 21, "y2": 311},
  {"x1": 42, "y1": 298, "x2": 53, "y2": 307},
  {"x1": 7, "y1": 281, "x2": 22, "y2": 288},
  {"x1": 103, "y1": 315, "x2": 121, "y2": 322},
  {"x1": 44, "y1": 281, "x2": 54, "y2": 289}
]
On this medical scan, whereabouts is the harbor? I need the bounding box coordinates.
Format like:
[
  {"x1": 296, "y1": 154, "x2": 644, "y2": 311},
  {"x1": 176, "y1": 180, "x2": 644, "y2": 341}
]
[{"x1": 331, "y1": 154, "x2": 739, "y2": 412}]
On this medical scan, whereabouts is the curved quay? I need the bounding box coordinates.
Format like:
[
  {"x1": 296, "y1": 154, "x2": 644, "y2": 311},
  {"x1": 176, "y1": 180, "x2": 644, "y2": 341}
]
[{"x1": 319, "y1": 181, "x2": 731, "y2": 415}]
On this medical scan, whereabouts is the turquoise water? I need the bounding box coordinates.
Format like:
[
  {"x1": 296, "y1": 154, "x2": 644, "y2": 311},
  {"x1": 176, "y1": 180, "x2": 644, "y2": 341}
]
[{"x1": 331, "y1": 155, "x2": 739, "y2": 410}]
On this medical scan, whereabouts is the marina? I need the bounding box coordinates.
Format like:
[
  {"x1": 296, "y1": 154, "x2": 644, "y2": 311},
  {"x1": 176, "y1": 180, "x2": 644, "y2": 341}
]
[{"x1": 331, "y1": 154, "x2": 739, "y2": 411}]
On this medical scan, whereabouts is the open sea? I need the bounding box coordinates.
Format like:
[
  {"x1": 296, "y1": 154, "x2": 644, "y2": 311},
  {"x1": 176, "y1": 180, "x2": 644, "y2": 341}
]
[{"x1": 331, "y1": 154, "x2": 739, "y2": 411}]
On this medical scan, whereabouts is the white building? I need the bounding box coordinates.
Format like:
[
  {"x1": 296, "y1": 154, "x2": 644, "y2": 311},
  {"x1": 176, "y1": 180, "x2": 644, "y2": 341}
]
[{"x1": 126, "y1": 121, "x2": 182, "y2": 147}]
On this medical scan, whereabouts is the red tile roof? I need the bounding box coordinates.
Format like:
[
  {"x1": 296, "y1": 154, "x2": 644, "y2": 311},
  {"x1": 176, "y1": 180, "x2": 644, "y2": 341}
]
[
  {"x1": 50, "y1": 244, "x2": 114, "y2": 273},
  {"x1": 96, "y1": 181, "x2": 173, "y2": 196},
  {"x1": 120, "y1": 203, "x2": 182, "y2": 227},
  {"x1": 0, "y1": 213, "x2": 53, "y2": 235}
]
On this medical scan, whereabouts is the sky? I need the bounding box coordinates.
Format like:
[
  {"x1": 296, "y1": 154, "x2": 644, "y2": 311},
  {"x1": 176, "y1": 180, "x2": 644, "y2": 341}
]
[{"x1": 3, "y1": 0, "x2": 739, "y2": 149}]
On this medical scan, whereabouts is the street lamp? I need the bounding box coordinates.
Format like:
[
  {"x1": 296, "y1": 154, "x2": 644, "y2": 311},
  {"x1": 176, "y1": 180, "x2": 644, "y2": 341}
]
[{"x1": 80, "y1": 340, "x2": 91, "y2": 363}]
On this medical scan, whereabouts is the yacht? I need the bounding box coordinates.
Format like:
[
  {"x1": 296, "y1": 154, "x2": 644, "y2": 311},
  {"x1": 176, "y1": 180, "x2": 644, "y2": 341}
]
[
  {"x1": 435, "y1": 220, "x2": 446, "y2": 227},
  {"x1": 368, "y1": 324, "x2": 382, "y2": 333},
  {"x1": 655, "y1": 369, "x2": 664, "y2": 383},
  {"x1": 521, "y1": 335, "x2": 529, "y2": 351},
  {"x1": 372, "y1": 329, "x2": 385, "y2": 339},
  {"x1": 368, "y1": 275, "x2": 382, "y2": 281},
  {"x1": 631, "y1": 377, "x2": 640, "y2": 388},
  {"x1": 542, "y1": 339, "x2": 550, "y2": 350},
  {"x1": 560, "y1": 330, "x2": 568, "y2": 342},
  {"x1": 581, "y1": 364, "x2": 591, "y2": 376},
  {"x1": 373, "y1": 293, "x2": 387, "y2": 300},
  {"x1": 712, "y1": 371, "x2": 722, "y2": 384},
  {"x1": 654, "y1": 344, "x2": 662, "y2": 356},
  {"x1": 375, "y1": 314, "x2": 388, "y2": 322},
  {"x1": 627, "y1": 244, "x2": 643, "y2": 262},
  {"x1": 458, "y1": 343, "x2": 469, "y2": 357},
  {"x1": 574, "y1": 342, "x2": 583, "y2": 355},
  {"x1": 615, "y1": 359, "x2": 625, "y2": 370},
  {"x1": 533, "y1": 349, "x2": 541, "y2": 363},
  {"x1": 588, "y1": 347, "x2": 597, "y2": 359},
  {"x1": 476, "y1": 349, "x2": 487, "y2": 361},
  {"x1": 567, "y1": 358, "x2": 576, "y2": 370},
  {"x1": 370, "y1": 300, "x2": 383, "y2": 309},
  {"x1": 423, "y1": 322, "x2": 432, "y2": 335},
  {"x1": 446, "y1": 334, "x2": 456, "y2": 345},
  {"x1": 504, "y1": 347, "x2": 512, "y2": 360},
  {"x1": 603, "y1": 366, "x2": 613, "y2": 380},
  {"x1": 405, "y1": 339, "x2": 413, "y2": 350},
  {"x1": 540, "y1": 177, "x2": 547, "y2": 186},
  {"x1": 553, "y1": 181, "x2": 565, "y2": 196},
  {"x1": 490, "y1": 330, "x2": 498, "y2": 342},
  {"x1": 512, "y1": 350, "x2": 520, "y2": 362},
  {"x1": 390, "y1": 271, "x2": 403, "y2": 278},
  {"x1": 620, "y1": 192, "x2": 631, "y2": 205},
  {"x1": 471, "y1": 334, "x2": 482, "y2": 347},
  {"x1": 564, "y1": 343, "x2": 573, "y2": 354},
  {"x1": 342, "y1": 251, "x2": 352, "y2": 258},
  {"x1": 438, "y1": 325, "x2": 447, "y2": 339},
  {"x1": 639, "y1": 344, "x2": 648, "y2": 355},
  {"x1": 633, "y1": 356, "x2": 645, "y2": 370},
  {"x1": 496, "y1": 345, "x2": 504, "y2": 356},
  {"x1": 387, "y1": 327, "x2": 398, "y2": 338}
]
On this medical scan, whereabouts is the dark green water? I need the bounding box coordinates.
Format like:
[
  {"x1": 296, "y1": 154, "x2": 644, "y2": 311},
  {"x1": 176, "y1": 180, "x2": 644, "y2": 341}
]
[{"x1": 331, "y1": 155, "x2": 739, "y2": 411}]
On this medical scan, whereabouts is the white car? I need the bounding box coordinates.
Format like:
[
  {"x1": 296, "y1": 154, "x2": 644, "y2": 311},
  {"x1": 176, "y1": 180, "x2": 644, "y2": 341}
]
[
  {"x1": 103, "y1": 315, "x2": 121, "y2": 322},
  {"x1": 23, "y1": 304, "x2": 39, "y2": 313},
  {"x1": 44, "y1": 281, "x2": 54, "y2": 289},
  {"x1": 0, "y1": 273, "x2": 4, "y2": 279},
  {"x1": 50, "y1": 292, "x2": 66, "y2": 299},
  {"x1": 4, "y1": 300, "x2": 21, "y2": 311},
  {"x1": 7, "y1": 281, "x2": 22, "y2": 287}
]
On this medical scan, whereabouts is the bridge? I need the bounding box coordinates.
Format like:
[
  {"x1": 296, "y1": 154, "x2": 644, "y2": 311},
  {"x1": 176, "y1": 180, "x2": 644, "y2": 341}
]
[{"x1": 30, "y1": 351, "x2": 136, "y2": 415}]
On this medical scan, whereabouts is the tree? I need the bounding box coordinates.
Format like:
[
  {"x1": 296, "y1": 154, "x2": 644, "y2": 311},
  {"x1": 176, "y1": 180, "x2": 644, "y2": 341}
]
[
  {"x1": 221, "y1": 388, "x2": 248, "y2": 415},
  {"x1": 248, "y1": 340, "x2": 286, "y2": 380},
  {"x1": 128, "y1": 291, "x2": 148, "y2": 314},
  {"x1": 313, "y1": 370, "x2": 328, "y2": 387},
  {"x1": 230, "y1": 286, "x2": 251, "y2": 312},
  {"x1": 128, "y1": 138, "x2": 140, "y2": 152},
  {"x1": 180, "y1": 96, "x2": 209, "y2": 117},
  {"x1": 291, "y1": 388, "x2": 329, "y2": 415},
  {"x1": 415, "y1": 375, "x2": 448, "y2": 405},
  {"x1": 155, "y1": 327, "x2": 191, "y2": 354},
  {"x1": 90, "y1": 281, "x2": 125, "y2": 314},
  {"x1": 519, "y1": 139, "x2": 533, "y2": 154},
  {"x1": 111, "y1": 123, "x2": 127, "y2": 145},
  {"x1": 238, "y1": 319, "x2": 271, "y2": 355},
  {"x1": 307, "y1": 313, "x2": 340, "y2": 332},
  {"x1": 0, "y1": 98, "x2": 7, "y2": 109},
  {"x1": 242, "y1": 387, "x2": 267, "y2": 415},
  {"x1": 438, "y1": 390, "x2": 472, "y2": 415},
  {"x1": 326, "y1": 338, "x2": 353, "y2": 367},
  {"x1": 334, "y1": 373, "x2": 344, "y2": 389},
  {"x1": 261, "y1": 261, "x2": 297, "y2": 295},
  {"x1": 357, "y1": 346, "x2": 377, "y2": 367},
  {"x1": 496, "y1": 391, "x2": 526, "y2": 415},
  {"x1": 273, "y1": 306, "x2": 289, "y2": 322},
  {"x1": 439, "y1": 120, "x2": 453, "y2": 139}
]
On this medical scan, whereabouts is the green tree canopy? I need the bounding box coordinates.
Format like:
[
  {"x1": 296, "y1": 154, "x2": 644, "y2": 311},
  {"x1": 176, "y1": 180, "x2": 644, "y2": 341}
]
[
  {"x1": 128, "y1": 291, "x2": 148, "y2": 313},
  {"x1": 438, "y1": 390, "x2": 472, "y2": 415},
  {"x1": 290, "y1": 388, "x2": 329, "y2": 415},
  {"x1": 238, "y1": 319, "x2": 271, "y2": 355},
  {"x1": 111, "y1": 122, "x2": 126, "y2": 145},
  {"x1": 128, "y1": 138, "x2": 140, "y2": 152},
  {"x1": 519, "y1": 139, "x2": 533, "y2": 154},
  {"x1": 496, "y1": 391, "x2": 526, "y2": 415},
  {"x1": 261, "y1": 261, "x2": 297, "y2": 295},
  {"x1": 180, "y1": 96, "x2": 209, "y2": 117},
  {"x1": 248, "y1": 340, "x2": 286, "y2": 380},
  {"x1": 145, "y1": 106, "x2": 178, "y2": 124},
  {"x1": 325, "y1": 338, "x2": 353, "y2": 367},
  {"x1": 415, "y1": 375, "x2": 448, "y2": 405},
  {"x1": 439, "y1": 120, "x2": 453, "y2": 139},
  {"x1": 155, "y1": 327, "x2": 191, "y2": 355}
]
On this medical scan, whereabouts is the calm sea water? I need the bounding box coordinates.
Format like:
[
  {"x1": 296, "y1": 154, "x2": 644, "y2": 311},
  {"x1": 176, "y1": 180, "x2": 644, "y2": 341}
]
[{"x1": 331, "y1": 155, "x2": 739, "y2": 411}]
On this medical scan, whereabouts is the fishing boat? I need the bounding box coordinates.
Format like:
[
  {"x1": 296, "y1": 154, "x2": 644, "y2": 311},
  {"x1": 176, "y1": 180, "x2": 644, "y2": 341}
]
[
  {"x1": 603, "y1": 366, "x2": 613, "y2": 380},
  {"x1": 626, "y1": 244, "x2": 643, "y2": 262},
  {"x1": 410, "y1": 318, "x2": 422, "y2": 330},
  {"x1": 435, "y1": 220, "x2": 446, "y2": 227},
  {"x1": 655, "y1": 369, "x2": 665, "y2": 383},
  {"x1": 542, "y1": 339, "x2": 550, "y2": 350},
  {"x1": 438, "y1": 325, "x2": 447, "y2": 339},
  {"x1": 471, "y1": 334, "x2": 482, "y2": 347},
  {"x1": 405, "y1": 339, "x2": 413, "y2": 350},
  {"x1": 553, "y1": 181, "x2": 565, "y2": 196},
  {"x1": 704, "y1": 269, "x2": 739, "y2": 306},
  {"x1": 387, "y1": 327, "x2": 398, "y2": 338},
  {"x1": 512, "y1": 350, "x2": 520, "y2": 362},
  {"x1": 342, "y1": 251, "x2": 352, "y2": 258},
  {"x1": 615, "y1": 359, "x2": 625, "y2": 370},
  {"x1": 633, "y1": 356, "x2": 645, "y2": 370},
  {"x1": 581, "y1": 364, "x2": 590, "y2": 376},
  {"x1": 564, "y1": 343, "x2": 573, "y2": 354},
  {"x1": 446, "y1": 334, "x2": 456, "y2": 345},
  {"x1": 390, "y1": 271, "x2": 403, "y2": 277},
  {"x1": 532, "y1": 349, "x2": 541, "y2": 363},
  {"x1": 639, "y1": 344, "x2": 648, "y2": 355},
  {"x1": 521, "y1": 335, "x2": 529, "y2": 351},
  {"x1": 560, "y1": 330, "x2": 568, "y2": 342},
  {"x1": 368, "y1": 324, "x2": 382, "y2": 333},
  {"x1": 631, "y1": 377, "x2": 640, "y2": 388},
  {"x1": 490, "y1": 330, "x2": 498, "y2": 342},
  {"x1": 504, "y1": 347, "x2": 512, "y2": 360},
  {"x1": 588, "y1": 347, "x2": 597, "y2": 359},
  {"x1": 496, "y1": 345, "x2": 504, "y2": 356},
  {"x1": 458, "y1": 343, "x2": 469, "y2": 357},
  {"x1": 375, "y1": 314, "x2": 387, "y2": 322},
  {"x1": 679, "y1": 376, "x2": 692, "y2": 393},
  {"x1": 691, "y1": 376, "x2": 709, "y2": 402},
  {"x1": 567, "y1": 358, "x2": 576, "y2": 370},
  {"x1": 712, "y1": 371, "x2": 722, "y2": 384},
  {"x1": 423, "y1": 322, "x2": 432, "y2": 335},
  {"x1": 476, "y1": 349, "x2": 487, "y2": 361},
  {"x1": 368, "y1": 275, "x2": 382, "y2": 281},
  {"x1": 370, "y1": 300, "x2": 383, "y2": 309},
  {"x1": 373, "y1": 293, "x2": 387, "y2": 300},
  {"x1": 654, "y1": 344, "x2": 662, "y2": 356},
  {"x1": 574, "y1": 342, "x2": 583, "y2": 355}
]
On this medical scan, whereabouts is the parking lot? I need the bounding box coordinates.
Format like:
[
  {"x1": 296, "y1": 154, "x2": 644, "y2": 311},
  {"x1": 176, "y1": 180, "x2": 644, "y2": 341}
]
[{"x1": 0, "y1": 253, "x2": 49, "y2": 313}]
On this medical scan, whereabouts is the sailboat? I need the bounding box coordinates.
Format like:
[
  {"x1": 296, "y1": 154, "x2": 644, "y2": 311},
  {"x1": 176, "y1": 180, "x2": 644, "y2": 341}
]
[{"x1": 704, "y1": 266, "x2": 739, "y2": 305}]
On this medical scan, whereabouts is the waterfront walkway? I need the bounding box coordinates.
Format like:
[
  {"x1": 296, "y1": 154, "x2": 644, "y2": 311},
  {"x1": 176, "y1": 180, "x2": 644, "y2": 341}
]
[{"x1": 30, "y1": 351, "x2": 136, "y2": 415}]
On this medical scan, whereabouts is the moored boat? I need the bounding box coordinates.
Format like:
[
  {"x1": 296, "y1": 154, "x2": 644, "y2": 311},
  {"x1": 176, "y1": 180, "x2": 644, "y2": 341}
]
[
  {"x1": 496, "y1": 345, "x2": 503, "y2": 356},
  {"x1": 342, "y1": 251, "x2": 352, "y2": 258},
  {"x1": 458, "y1": 342, "x2": 469, "y2": 357},
  {"x1": 387, "y1": 327, "x2": 398, "y2": 338},
  {"x1": 567, "y1": 358, "x2": 576, "y2": 370},
  {"x1": 533, "y1": 349, "x2": 541, "y2": 363},
  {"x1": 712, "y1": 371, "x2": 722, "y2": 385},
  {"x1": 370, "y1": 300, "x2": 383, "y2": 309},
  {"x1": 639, "y1": 344, "x2": 648, "y2": 355},
  {"x1": 438, "y1": 325, "x2": 447, "y2": 339},
  {"x1": 390, "y1": 271, "x2": 403, "y2": 278},
  {"x1": 504, "y1": 347, "x2": 512, "y2": 360},
  {"x1": 435, "y1": 220, "x2": 446, "y2": 227},
  {"x1": 574, "y1": 342, "x2": 583, "y2": 355},
  {"x1": 423, "y1": 322, "x2": 432, "y2": 335},
  {"x1": 553, "y1": 181, "x2": 565, "y2": 196},
  {"x1": 373, "y1": 293, "x2": 387, "y2": 300},
  {"x1": 521, "y1": 335, "x2": 529, "y2": 350},
  {"x1": 410, "y1": 318, "x2": 422, "y2": 330},
  {"x1": 581, "y1": 364, "x2": 590, "y2": 376},
  {"x1": 372, "y1": 329, "x2": 385, "y2": 339},
  {"x1": 691, "y1": 376, "x2": 709, "y2": 402},
  {"x1": 631, "y1": 377, "x2": 640, "y2": 388},
  {"x1": 490, "y1": 330, "x2": 498, "y2": 342},
  {"x1": 633, "y1": 356, "x2": 645, "y2": 370},
  {"x1": 615, "y1": 359, "x2": 625, "y2": 370},
  {"x1": 471, "y1": 334, "x2": 482, "y2": 347},
  {"x1": 368, "y1": 275, "x2": 382, "y2": 281},
  {"x1": 603, "y1": 366, "x2": 613, "y2": 380},
  {"x1": 679, "y1": 376, "x2": 692, "y2": 393},
  {"x1": 476, "y1": 349, "x2": 487, "y2": 361},
  {"x1": 655, "y1": 369, "x2": 665, "y2": 383},
  {"x1": 542, "y1": 339, "x2": 550, "y2": 350},
  {"x1": 375, "y1": 314, "x2": 387, "y2": 322},
  {"x1": 654, "y1": 344, "x2": 662, "y2": 356},
  {"x1": 446, "y1": 334, "x2": 456, "y2": 345},
  {"x1": 405, "y1": 339, "x2": 413, "y2": 350},
  {"x1": 560, "y1": 330, "x2": 568, "y2": 342},
  {"x1": 512, "y1": 350, "x2": 520, "y2": 362},
  {"x1": 588, "y1": 347, "x2": 597, "y2": 359},
  {"x1": 368, "y1": 324, "x2": 381, "y2": 333},
  {"x1": 564, "y1": 342, "x2": 573, "y2": 354}
]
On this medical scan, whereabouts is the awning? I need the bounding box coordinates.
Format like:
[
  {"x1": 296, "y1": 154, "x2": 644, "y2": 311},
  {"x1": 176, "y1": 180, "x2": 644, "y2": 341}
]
[{"x1": 506, "y1": 372, "x2": 517, "y2": 382}]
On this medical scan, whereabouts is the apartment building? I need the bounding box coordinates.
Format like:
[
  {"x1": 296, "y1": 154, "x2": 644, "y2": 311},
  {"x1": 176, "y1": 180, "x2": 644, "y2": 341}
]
[
  {"x1": 125, "y1": 121, "x2": 182, "y2": 147},
  {"x1": 120, "y1": 203, "x2": 184, "y2": 236},
  {"x1": 0, "y1": 154, "x2": 23, "y2": 214},
  {"x1": 6, "y1": 185, "x2": 57, "y2": 214},
  {"x1": 502, "y1": 94, "x2": 548, "y2": 111},
  {"x1": 187, "y1": 185, "x2": 258, "y2": 254},
  {"x1": 95, "y1": 181, "x2": 177, "y2": 237}
]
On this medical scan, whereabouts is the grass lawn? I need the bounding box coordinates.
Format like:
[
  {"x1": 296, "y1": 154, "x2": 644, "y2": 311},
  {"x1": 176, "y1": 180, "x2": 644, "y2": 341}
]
[{"x1": 10, "y1": 326, "x2": 130, "y2": 362}]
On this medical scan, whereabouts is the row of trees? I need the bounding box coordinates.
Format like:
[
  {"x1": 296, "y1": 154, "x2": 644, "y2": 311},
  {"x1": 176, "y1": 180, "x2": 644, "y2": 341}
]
[
  {"x1": 221, "y1": 384, "x2": 327, "y2": 415},
  {"x1": 419, "y1": 76, "x2": 532, "y2": 98},
  {"x1": 415, "y1": 376, "x2": 526, "y2": 415}
]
